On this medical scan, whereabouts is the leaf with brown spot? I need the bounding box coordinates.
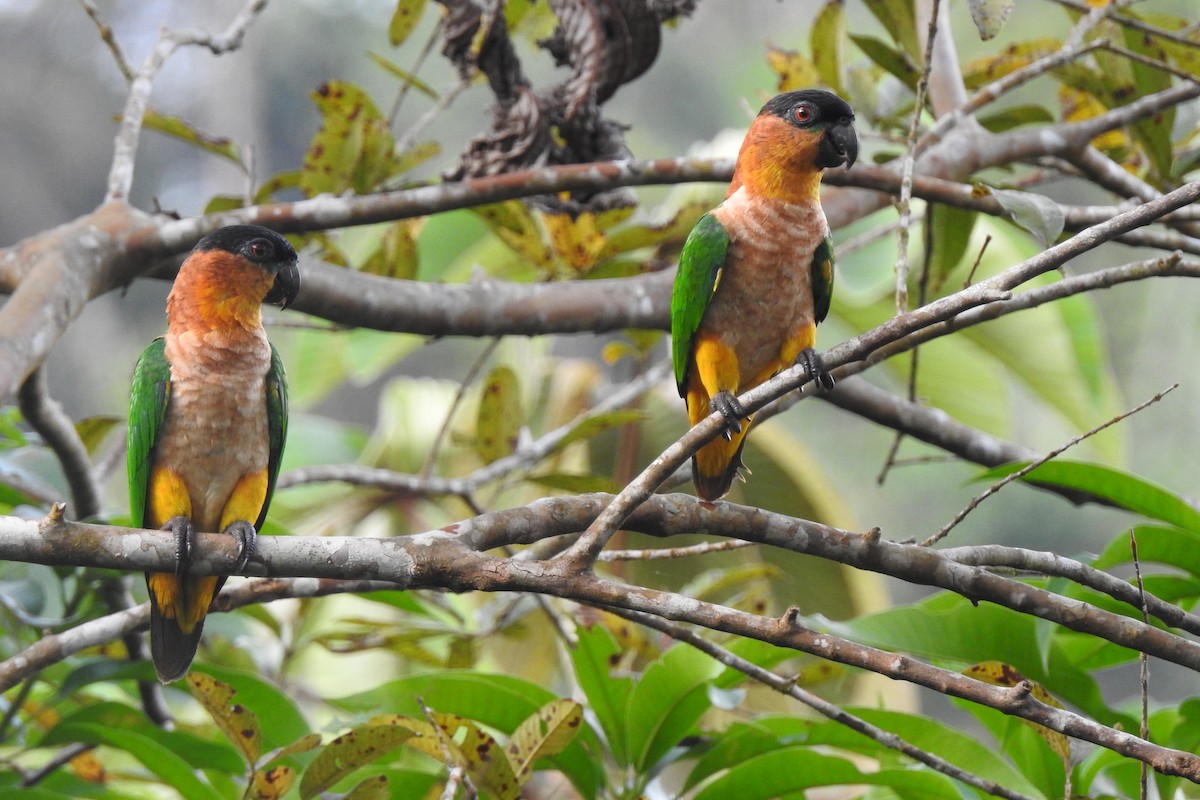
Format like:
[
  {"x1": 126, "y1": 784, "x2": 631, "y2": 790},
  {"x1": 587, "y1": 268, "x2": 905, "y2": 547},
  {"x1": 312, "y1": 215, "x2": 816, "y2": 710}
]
[
  {"x1": 301, "y1": 81, "x2": 402, "y2": 196},
  {"x1": 249, "y1": 765, "x2": 295, "y2": 800},
  {"x1": 344, "y1": 774, "x2": 391, "y2": 800},
  {"x1": 388, "y1": 0, "x2": 427, "y2": 46},
  {"x1": 186, "y1": 673, "x2": 262, "y2": 767},
  {"x1": 139, "y1": 109, "x2": 241, "y2": 164},
  {"x1": 766, "y1": 46, "x2": 822, "y2": 92},
  {"x1": 476, "y1": 365, "x2": 523, "y2": 464},
  {"x1": 298, "y1": 722, "x2": 415, "y2": 800},
  {"x1": 506, "y1": 699, "x2": 584, "y2": 786},
  {"x1": 963, "y1": 661, "x2": 1070, "y2": 763}
]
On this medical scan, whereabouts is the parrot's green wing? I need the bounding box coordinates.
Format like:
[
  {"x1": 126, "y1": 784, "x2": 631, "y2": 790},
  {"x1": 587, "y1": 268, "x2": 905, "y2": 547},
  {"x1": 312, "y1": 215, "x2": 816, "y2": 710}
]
[
  {"x1": 811, "y1": 236, "x2": 835, "y2": 325},
  {"x1": 127, "y1": 338, "x2": 171, "y2": 529},
  {"x1": 671, "y1": 212, "x2": 732, "y2": 396},
  {"x1": 258, "y1": 343, "x2": 289, "y2": 530}
]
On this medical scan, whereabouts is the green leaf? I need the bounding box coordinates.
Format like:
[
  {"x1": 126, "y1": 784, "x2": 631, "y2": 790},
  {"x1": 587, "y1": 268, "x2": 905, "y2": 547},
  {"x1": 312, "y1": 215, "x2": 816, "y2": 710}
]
[
  {"x1": 849, "y1": 34, "x2": 920, "y2": 90},
  {"x1": 74, "y1": 416, "x2": 122, "y2": 457},
  {"x1": 344, "y1": 774, "x2": 392, "y2": 800},
  {"x1": 694, "y1": 747, "x2": 962, "y2": 800},
  {"x1": 141, "y1": 109, "x2": 241, "y2": 163},
  {"x1": 861, "y1": 0, "x2": 919, "y2": 59},
  {"x1": 194, "y1": 666, "x2": 310, "y2": 752},
  {"x1": 625, "y1": 643, "x2": 722, "y2": 772},
  {"x1": 977, "y1": 103, "x2": 1055, "y2": 133},
  {"x1": 45, "y1": 722, "x2": 224, "y2": 800},
  {"x1": 359, "y1": 220, "x2": 420, "y2": 279},
  {"x1": 980, "y1": 460, "x2": 1200, "y2": 534},
  {"x1": 1094, "y1": 524, "x2": 1200, "y2": 577},
  {"x1": 810, "y1": 0, "x2": 845, "y2": 94},
  {"x1": 187, "y1": 672, "x2": 263, "y2": 767},
  {"x1": 925, "y1": 203, "x2": 977, "y2": 290},
  {"x1": 986, "y1": 186, "x2": 1064, "y2": 248},
  {"x1": 388, "y1": 0, "x2": 427, "y2": 46},
  {"x1": 570, "y1": 624, "x2": 633, "y2": 766},
  {"x1": 299, "y1": 722, "x2": 414, "y2": 800}
]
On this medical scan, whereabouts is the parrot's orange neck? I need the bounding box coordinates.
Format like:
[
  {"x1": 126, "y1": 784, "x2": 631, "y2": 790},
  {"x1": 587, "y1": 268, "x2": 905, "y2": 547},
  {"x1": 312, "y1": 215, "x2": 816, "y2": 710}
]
[
  {"x1": 166, "y1": 250, "x2": 272, "y2": 338},
  {"x1": 727, "y1": 114, "x2": 825, "y2": 206}
]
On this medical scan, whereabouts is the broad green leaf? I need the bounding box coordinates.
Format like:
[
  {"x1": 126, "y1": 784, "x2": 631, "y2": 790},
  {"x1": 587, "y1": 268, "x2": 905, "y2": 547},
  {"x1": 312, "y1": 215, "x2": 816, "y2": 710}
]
[
  {"x1": 694, "y1": 746, "x2": 961, "y2": 800},
  {"x1": 570, "y1": 624, "x2": 633, "y2": 766},
  {"x1": 506, "y1": 699, "x2": 584, "y2": 785},
  {"x1": 861, "y1": 0, "x2": 920, "y2": 59},
  {"x1": 187, "y1": 672, "x2": 263, "y2": 767},
  {"x1": 981, "y1": 460, "x2": 1200, "y2": 534},
  {"x1": 74, "y1": 416, "x2": 122, "y2": 457},
  {"x1": 1094, "y1": 523, "x2": 1200, "y2": 577},
  {"x1": 925, "y1": 203, "x2": 977, "y2": 290},
  {"x1": 849, "y1": 34, "x2": 920, "y2": 90},
  {"x1": 1121, "y1": 19, "x2": 1175, "y2": 181},
  {"x1": 195, "y1": 666, "x2": 310, "y2": 752},
  {"x1": 301, "y1": 81, "x2": 401, "y2": 196},
  {"x1": 477, "y1": 366, "x2": 522, "y2": 463},
  {"x1": 140, "y1": 109, "x2": 241, "y2": 163},
  {"x1": 810, "y1": 0, "x2": 844, "y2": 94},
  {"x1": 968, "y1": 0, "x2": 1014, "y2": 40},
  {"x1": 822, "y1": 592, "x2": 1121, "y2": 724},
  {"x1": 986, "y1": 187, "x2": 1064, "y2": 248},
  {"x1": 551, "y1": 408, "x2": 642, "y2": 452},
  {"x1": 299, "y1": 722, "x2": 414, "y2": 800},
  {"x1": 345, "y1": 774, "x2": 392, "y2": 800},
  {"x1": 626, "y1": 643, "x2": 723, "y2": 771},
  {"x1": 977, "y1": 103, "x2": 1055, "y2": 133},
  {"x1": 388, "y1": 0, "x2": 427, "y2": 46},
  {"x1": 44, "y1": 722, "x2": 224, "y2": 800}
]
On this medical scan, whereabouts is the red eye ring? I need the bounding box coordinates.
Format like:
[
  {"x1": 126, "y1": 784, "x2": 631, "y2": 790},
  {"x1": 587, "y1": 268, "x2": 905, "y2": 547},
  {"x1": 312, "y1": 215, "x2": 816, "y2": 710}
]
[
  {"x1": 247, "y1": 239, "x2": 271, "y2": 259},
  {"x1": 794, "y1": 104, "x2": 814, "y2": 124}
]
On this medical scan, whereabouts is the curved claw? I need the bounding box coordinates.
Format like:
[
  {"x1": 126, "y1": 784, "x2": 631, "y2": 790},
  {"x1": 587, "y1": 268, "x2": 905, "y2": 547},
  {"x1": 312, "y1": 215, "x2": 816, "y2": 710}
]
[
  {"x1": 222, "y1": 520, "x2": 258, "y2": 573},
  {"x1": 162, "y1": 516, "x2": 195, "y2": 576},
  {"x1": 710, "y1": 391, "x2": 748, "y2": 441},
  {"x1": 797, "y1": 348, "x2": 835, "y2": 391}
]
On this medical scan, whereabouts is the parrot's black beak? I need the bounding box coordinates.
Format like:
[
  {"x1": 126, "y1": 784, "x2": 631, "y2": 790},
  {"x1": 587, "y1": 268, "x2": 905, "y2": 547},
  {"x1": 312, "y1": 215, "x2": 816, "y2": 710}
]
[
  {"x1": 265, "y1": 260, "x2": 301, "y2": 310},
  {"x1": 816, "y1": 119, "x2": 858, "y2": 170}
]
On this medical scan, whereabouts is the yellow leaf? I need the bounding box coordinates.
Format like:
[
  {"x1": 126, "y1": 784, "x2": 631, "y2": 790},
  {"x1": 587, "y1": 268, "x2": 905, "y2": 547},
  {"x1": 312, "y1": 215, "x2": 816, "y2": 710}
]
[
  {"x1": 302, "y1": 81, "x2": 400, "y2": 196},
  {"x1": 963, "y1": 661, "x2": 1070, "y2": 763},
  {"x1": 388, "y1": 0, "x2": 427, "y2": 46},
  {"x1": 960, "y1": 38, "x2": 1061, "y2": 90},
  {"x1": 249, "y1": 765, "x2": 295, "y2": 800},
  {"x1": 186, "y1": 673, "x2": 263, "y2": 767},
  {"x1": 1059, "y1": 86, "x2": 1131, "y2": 155},
  {"x1": 506, "y1": 699, "x2": 584, "y2": 784},
  {"x1": 477, "y1": 366, "x2": 522, "y2": 464},
  {"x1": 540, "y1": 210, "x2": 607, "y2": 273},
  {"x1": 766, "y1": 47, "x2": 822, "y2": 92}
]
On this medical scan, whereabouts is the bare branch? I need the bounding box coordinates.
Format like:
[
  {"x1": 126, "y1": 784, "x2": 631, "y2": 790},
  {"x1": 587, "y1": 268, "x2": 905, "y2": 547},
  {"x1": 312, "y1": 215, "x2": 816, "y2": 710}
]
[{"x1": 17, "y1": 368, "x2": 101, "y2": 521}]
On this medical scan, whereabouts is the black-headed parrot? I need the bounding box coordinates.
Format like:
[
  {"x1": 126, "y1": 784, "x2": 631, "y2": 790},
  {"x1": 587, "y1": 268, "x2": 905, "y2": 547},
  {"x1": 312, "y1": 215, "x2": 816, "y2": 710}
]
[
  {"x1": 671, "y1": 89, "x2": 857, "y2": 500},
  {"x1": 128, "y1": 224, "x2": 300, "y2": 682}
]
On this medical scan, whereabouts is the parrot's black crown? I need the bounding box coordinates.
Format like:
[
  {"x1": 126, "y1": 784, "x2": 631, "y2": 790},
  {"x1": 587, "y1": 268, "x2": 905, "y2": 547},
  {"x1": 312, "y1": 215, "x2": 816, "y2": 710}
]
[
  {"x1": 761, "y1": 89, "x2": 855, "y2": 127},
  {"x1": 195, "y1": 225, "x2": 297, "y2": 267}
]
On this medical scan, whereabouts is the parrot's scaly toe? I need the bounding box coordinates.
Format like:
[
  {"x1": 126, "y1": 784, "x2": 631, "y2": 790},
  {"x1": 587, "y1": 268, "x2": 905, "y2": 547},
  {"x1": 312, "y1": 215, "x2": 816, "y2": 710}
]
[
  {"x1": 162, "y1": 516, "x2": 195, "y2": 576},
  {"x1": 223, "y1": 520, "x2": 258, "y2": 573},
  {"x1": 797, "y1": 347, "x2": 834, "y2": 391},
  {"x1": 710, "y1": 391, "x2": 748, "y2": 440}
]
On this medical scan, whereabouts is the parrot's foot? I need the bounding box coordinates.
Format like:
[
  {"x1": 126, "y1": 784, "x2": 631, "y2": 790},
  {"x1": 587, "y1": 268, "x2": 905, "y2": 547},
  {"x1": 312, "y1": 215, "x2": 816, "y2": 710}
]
[
  {"x1": 710, "y1": 391, "x2": 748, "y2": 440},
  {"x1": 222, "y1": 520, "x2": 258, "y2": 573},
  {"x1": 162, "y1": 516, "x2": 195, "y2": 576},
  {"x1": 797, "y1": 348, "x2": 835, "y2": 391}
]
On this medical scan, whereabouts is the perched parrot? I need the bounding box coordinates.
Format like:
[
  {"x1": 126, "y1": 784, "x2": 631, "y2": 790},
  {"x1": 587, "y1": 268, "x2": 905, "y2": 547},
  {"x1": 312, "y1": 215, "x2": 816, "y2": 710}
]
[
  {"x1": 128, "y1": 225, "x2": 300, "y2": 683},
  {"x1": 671, "y1": 89, "x2": 857, "y2": 501}
]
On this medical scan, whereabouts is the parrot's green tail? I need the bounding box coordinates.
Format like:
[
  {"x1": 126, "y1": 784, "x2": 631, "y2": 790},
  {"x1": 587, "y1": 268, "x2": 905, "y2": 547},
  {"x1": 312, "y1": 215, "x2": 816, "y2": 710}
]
[{"x1": 148, "y1": 594, "x2": 206, "y2": 684}]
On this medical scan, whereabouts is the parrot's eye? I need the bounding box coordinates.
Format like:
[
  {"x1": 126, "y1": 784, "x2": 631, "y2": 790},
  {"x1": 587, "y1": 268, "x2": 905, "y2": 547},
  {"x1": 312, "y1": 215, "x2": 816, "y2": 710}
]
[
  {"x1": 793, "y1": 104, "x2": 815, "y2": 124},
  {"x1": 246, "y1": 239, "x2": 274, "y2": 261}
]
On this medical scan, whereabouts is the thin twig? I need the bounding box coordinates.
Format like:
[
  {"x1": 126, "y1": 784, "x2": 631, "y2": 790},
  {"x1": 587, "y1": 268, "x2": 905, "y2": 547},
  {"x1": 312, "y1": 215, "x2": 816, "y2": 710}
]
[
  {"x1": 420, "y1": 338, "x2": 500, "y2": 480},
  {"x1": 922, "y1": 384, "x2": 1178, "y2": 546},
  {"x1": 78, "y1": 0, "x2": 133, "y2": 81},
  {"x1": 598, "y1": 538, "x2": 755, "y2": 562},
  {"x1": 1131, "y1": 528, "x2": 1150, "y2": 799}
]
